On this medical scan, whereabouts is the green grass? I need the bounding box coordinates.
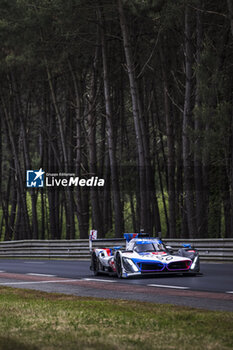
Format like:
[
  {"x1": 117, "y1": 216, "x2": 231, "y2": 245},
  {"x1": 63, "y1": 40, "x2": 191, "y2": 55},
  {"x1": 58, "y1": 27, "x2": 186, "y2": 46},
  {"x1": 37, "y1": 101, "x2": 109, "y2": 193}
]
[{"x1": 0, "y1": 287, "x2": 232, "y2": 349}]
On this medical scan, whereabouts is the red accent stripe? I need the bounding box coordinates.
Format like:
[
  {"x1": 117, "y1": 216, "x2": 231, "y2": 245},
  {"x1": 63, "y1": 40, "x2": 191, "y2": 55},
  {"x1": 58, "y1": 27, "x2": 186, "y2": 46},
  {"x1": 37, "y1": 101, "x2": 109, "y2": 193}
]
[{"x1": 104, "y1": 248, "x2": 112, "y2": 256}]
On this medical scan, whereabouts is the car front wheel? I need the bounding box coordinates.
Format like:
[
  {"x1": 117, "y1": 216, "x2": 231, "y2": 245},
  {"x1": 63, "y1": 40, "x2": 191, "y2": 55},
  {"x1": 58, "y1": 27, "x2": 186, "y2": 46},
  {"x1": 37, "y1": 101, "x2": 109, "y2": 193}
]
[
  {"x1": 115, "y1": 253, "x2": 123, "y2": 278},
  {"x1": 91, "y1": 252, "x2": 100, "y2": 276}
]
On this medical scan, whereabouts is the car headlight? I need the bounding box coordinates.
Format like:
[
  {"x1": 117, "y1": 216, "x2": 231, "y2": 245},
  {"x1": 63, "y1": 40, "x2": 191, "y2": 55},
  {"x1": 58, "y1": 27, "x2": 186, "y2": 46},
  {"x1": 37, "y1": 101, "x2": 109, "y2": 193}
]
[
  {"x1": 190, "y1": 256, "x2": 198, "y2": 270},
  {"x1": 122, "y1": 258, "x2": 139, "y2": 272}
]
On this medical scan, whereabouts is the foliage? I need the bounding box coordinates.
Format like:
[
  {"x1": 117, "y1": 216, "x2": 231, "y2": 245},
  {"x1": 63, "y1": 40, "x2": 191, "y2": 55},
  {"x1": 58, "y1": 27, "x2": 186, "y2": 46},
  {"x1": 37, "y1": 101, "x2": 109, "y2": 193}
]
[{"x1": 0, "y1": 0, "x2": 232, "y2": 240}]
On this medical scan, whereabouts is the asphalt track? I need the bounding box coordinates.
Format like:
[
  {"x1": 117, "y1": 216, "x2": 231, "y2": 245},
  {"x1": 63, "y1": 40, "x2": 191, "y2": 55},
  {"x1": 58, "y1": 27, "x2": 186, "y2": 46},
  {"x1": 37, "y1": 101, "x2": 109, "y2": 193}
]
[{"x1": 0, "y1": 259, "x2": 232, "y2": 311}]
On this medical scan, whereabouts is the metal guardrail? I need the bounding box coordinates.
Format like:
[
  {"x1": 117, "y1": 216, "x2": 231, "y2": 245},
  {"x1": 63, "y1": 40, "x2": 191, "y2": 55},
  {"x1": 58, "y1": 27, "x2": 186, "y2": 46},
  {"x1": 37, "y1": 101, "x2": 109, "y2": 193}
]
[
  {"x1": 0, "y1": 238, "x2": 232, "y2": 262},
  {"x1": 0, "y1": 240, "x2": 89, "y2": 260},
  {"x1": 164, "y1": 239, "x2": 233, "y2": 262}
]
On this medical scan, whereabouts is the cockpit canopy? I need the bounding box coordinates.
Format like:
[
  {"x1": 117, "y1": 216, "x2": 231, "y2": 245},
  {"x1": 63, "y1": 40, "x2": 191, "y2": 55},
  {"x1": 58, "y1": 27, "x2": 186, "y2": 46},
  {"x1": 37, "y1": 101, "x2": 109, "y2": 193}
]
[{"x1": 133, "y1": 240, "x2": 167, "y2": 253}]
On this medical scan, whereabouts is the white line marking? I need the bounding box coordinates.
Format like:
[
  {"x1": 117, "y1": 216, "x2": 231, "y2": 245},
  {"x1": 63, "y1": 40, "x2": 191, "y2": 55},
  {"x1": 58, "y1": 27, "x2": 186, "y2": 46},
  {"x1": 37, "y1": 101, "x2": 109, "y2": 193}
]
[
  {"x1": 26, "y1": 273, "x2": 56, "y2": 277},
  {"x1": 0, "y1": 279, "x2": 77, "y2": 285},
  {"x1": 24, "y1": 262, "x2": 45, "y2": 264},
  {"x1": 226, "y1": 291, "x2": 233, "y2": 294},
  {"x1": 82, "y1": 278, "x2": 116, "y2": 283},
  {"x1": 148, "y1": 284, "x2": 189, "y2": 290},
  {"x1": 0, "y1": 271, "x2": 5, "y2": 273}
]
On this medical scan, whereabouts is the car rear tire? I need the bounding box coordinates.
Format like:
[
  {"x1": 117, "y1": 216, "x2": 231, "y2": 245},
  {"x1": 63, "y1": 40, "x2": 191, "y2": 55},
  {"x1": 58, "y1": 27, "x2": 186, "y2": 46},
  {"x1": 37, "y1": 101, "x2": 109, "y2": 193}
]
[
  {"x1": 115, "y1": 253, "x2": 123, "y2": 278},
  {"x1": 91, "y1": 252, "x2": 100, "y2": 276}
]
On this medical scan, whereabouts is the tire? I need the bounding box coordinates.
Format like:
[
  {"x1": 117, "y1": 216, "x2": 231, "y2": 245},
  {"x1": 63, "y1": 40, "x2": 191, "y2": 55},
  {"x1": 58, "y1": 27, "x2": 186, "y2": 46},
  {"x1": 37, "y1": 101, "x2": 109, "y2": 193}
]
[
  {"x1": 115, "y1": 252, "x2": 123, "y2": 278},
  {"x1": 91, "y1": 252, "x2": 100, "y2": 276}
]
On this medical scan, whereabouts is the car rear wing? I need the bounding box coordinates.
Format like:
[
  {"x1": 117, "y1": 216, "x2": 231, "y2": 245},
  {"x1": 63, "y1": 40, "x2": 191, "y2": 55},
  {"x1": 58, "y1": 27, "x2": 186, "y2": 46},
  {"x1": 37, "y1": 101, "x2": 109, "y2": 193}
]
[
  {"x1": 124, "y1": 233, "x2": 154, "y2": 242},
  {"x1": 124, "y1": 233, "x2": 156, "y2": 249},
  {"x1": 124, "y1": 233, "x2": 139, "y2": 242}
]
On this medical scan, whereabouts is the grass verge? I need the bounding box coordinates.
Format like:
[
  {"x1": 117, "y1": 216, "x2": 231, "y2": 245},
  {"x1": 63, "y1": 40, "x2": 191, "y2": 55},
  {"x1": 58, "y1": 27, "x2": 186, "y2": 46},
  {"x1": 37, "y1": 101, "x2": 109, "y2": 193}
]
[{"x1": 0, "y1": 286, "x2": 232, "y2": 350}]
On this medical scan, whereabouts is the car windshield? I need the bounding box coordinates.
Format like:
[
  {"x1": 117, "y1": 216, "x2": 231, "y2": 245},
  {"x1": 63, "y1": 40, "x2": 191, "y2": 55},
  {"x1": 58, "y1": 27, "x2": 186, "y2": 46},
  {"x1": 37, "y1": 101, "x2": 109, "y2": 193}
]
[
  {"x1": 134, "y1": 243, "x2": 154, "y2": 253},
  {"x1": 134, "y1": 242, "x2": 167, "y2": 253}
]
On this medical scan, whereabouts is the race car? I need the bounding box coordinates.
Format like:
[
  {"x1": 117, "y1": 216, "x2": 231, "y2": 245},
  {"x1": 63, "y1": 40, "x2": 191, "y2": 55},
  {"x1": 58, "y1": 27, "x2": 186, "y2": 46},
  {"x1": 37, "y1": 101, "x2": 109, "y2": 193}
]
[{"x1": 90, "y1": 233, "x2": 200, "y2": 278}]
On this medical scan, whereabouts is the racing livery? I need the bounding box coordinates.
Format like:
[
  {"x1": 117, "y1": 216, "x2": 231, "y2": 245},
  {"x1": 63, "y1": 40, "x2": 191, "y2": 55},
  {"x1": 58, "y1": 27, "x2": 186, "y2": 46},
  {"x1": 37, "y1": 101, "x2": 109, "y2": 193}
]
[{"x1": 90, "y1": 233, "x2": 200, "y2": 278}]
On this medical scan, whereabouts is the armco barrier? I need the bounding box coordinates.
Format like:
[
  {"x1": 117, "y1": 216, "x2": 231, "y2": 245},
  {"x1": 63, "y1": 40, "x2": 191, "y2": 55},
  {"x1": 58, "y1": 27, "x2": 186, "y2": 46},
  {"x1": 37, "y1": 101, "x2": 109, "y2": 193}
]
[
  {"x1": 0, "y1": 238, "x2": 232, "y2": 262},
  {"x1": 164, "y1": 238, "x2": 233, "y2": 262},
  {"x1": 0, "y1": 240, "x2": 90, "y2": 259}
]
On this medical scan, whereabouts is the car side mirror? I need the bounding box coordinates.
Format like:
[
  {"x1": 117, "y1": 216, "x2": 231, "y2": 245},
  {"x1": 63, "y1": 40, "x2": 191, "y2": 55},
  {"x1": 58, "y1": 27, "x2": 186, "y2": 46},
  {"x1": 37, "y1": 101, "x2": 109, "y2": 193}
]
[{"x1": 166, "y1": 246, "x2": 174, "y2": 254}]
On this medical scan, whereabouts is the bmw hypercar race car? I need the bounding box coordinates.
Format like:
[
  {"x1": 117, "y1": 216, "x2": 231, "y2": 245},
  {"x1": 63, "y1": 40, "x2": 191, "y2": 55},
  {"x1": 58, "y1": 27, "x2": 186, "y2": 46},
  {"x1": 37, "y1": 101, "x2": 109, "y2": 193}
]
[{"x1": 90, "y1": 233, "x2": 200, "y2": 278}]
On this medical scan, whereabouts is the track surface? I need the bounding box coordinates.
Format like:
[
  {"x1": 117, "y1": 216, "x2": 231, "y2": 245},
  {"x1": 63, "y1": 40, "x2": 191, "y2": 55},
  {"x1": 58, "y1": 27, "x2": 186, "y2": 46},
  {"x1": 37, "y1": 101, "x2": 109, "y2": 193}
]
[{"x1": 0, "y1": 259, "x2": 232, "y2": 311}]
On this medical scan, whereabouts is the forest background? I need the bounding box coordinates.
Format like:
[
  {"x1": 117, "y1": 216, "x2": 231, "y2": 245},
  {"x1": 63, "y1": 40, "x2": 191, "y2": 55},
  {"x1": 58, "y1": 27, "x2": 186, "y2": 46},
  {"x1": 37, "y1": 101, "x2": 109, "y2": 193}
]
[{"x1": 0, "y1": 0, "x2": 233, "y2": 241}]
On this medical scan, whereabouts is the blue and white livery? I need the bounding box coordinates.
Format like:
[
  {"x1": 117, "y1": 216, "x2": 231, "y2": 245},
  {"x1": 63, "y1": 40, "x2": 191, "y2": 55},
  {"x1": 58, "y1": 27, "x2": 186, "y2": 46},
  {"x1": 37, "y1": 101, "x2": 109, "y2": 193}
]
[{"x1": 90, "y1": 233, "x2": 200, "y2": 278}]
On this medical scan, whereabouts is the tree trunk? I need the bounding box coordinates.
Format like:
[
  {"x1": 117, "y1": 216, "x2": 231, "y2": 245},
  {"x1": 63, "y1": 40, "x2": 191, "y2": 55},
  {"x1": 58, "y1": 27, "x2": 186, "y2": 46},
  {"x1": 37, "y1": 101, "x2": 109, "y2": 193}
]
[
  {"x1": 227, "y1": 0, "x2": 233, "y2": 37},
  {"x1": 80, "y1": 46, "x2": 104, "y2": 237},
  {"x1": 46, "y1": 61, "x2": 75, "y2": 239},
  {"x1": 182, "y1": 5, "x2": 197, "y2": 238},
  {"x1": 99, "y1": 7, "x2": 124, "y2": 236},
  {"x1": 1, "y1": 92, "x2": 31, "y2": 240},
  {"x1": 194, "y1": 1, "x2": 207, "y2": 238},
  {"x1": 118, "y1": 0, "x2": 149, "y2": 232},
  {"x1": 12, "y1": 74, "x2": 38, "y2": 240},
  {"x1": 160, "y1": 45, "x2": 176, "y2": 237},
  {"x1": 47, "y1": 107, "x2": 60, "y2": 240}
]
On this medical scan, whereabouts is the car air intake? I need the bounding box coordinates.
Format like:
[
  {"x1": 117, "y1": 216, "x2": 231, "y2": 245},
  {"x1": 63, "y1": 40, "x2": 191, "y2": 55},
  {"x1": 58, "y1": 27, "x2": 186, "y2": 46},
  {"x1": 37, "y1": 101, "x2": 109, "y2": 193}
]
[
  {"x1": 137, "y1": 262, "x2": 164, "y2": 272},
  {"x1": 167, "y1": 260, "x2": 191, "y2": 271}
]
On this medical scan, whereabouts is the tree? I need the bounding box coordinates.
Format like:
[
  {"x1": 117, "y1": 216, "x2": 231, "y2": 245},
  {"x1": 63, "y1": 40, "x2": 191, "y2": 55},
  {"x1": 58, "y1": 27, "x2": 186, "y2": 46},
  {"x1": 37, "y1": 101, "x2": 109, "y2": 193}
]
[{"x1": 182, "y1": 3, "x2": 197, "y2": 238}]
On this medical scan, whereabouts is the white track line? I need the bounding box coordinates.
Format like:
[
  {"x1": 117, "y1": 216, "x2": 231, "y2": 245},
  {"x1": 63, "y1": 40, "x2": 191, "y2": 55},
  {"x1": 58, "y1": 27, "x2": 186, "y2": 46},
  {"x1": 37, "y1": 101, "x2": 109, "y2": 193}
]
[
  {"x1": 226, "y1": 291, "x2": 233, "y2": 294},
  {"x1": 0, "y1": 271, "x2": 5, "y2": 273},
  {"x1": 82, "y1": 278, "x2": 116, "y2": 283},
  {"x1": 24, "y1": 262, "x2": 45, "y2": 264},
  {"x1": 148, "y1": 284, "x2": 189, "y2": 290},
  {"x1": 26, "y1": 273, "x2": 56, "y2": 277}
]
